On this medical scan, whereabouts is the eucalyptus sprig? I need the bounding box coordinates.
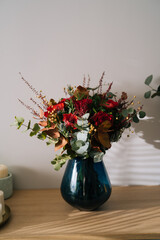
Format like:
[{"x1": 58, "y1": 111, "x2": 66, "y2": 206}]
[
  {"x1": 144, "y1": 75, "x2": 160, "y2": 98},
  {"x1": 11, "y1": 116, "x2": 57, "y2": 145}
]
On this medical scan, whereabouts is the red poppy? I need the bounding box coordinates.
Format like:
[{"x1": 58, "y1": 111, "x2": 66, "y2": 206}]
[
  {"x1": 74, "y1": 98, "x2": 92, "y2": 117},
  {"x1": 63, "y1": 113, "x2": 77, "y2": 129},
  {"x1": 103, "y1": 100, "x2": 118, "y2": 109},
  {"x1": 44, "y1": 103, "x2": 64, "y2": 117},
  {"x1": 90, "y1": 111, "x2": 113, "y2": 127}
]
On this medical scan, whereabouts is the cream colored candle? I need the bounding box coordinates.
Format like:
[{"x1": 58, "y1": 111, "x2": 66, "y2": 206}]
[
  {"x1": 0, "y1": 191, "x2": 5, "y2": 215},
  {"x1": 0, "y1": 164, "x2": 8, "y2": 178},
  {"x1": 0, "y1": 203, "x2": 2, "y2": 223}
]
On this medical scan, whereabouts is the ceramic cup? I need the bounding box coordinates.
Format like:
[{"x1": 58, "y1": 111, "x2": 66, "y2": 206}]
[{"x1": 0, "y1": 173, "x2": 13, "y2": 199}]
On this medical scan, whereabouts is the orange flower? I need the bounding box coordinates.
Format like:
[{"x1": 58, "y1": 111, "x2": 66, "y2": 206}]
[{"x1": 55, "y1": 136, "x2": 68, "y2": 151}]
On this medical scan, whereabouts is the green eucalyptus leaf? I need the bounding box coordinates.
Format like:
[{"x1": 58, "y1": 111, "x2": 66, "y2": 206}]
[
  {"x1": 30, "y1": 131, "x2": 36, "y2": 137},
  {"x1": 127, "y1": 108, "x2": 134, "y2": 114},
  {"x1": 151, "y1": 91, "x2": 160, "y2": 98},
  {"x1": 52, "y1": 162, "x2": 61, "y2": 171},
  {"x1": 133, "y1": 114, "x2": 139, "y2": 123},
  {"x1": 71, "y1": 142, "x2": 80, "y2": 151},
  {"x1": 75, "y1": 142, "x2": 90, "y2": 155},
  {"x1": 37, "y1": 132, "x2": 47, "y2": 140},
  {"x1": 144, "y1": 91, "x2": 151, "y2": 98},
  {"x1": 139, "y1": 111, "x2": 146, "y2": 118},
  {"x1": 14, "y1": 116, "x2": 24, "y2": 129},
  {"x1": 46, "y1": 138, "x2": 58, "y2": 145},
  {"x1": 32, "y1": 123, "x2": 40, "y2": 133},
  {"x1": 121, "y1": 109, "x2": 128, "y2": 117},
  {"x1": 75, "y1": 140, "x2": 85, "y2": 148},
  {"x1": 144, "y1": 75, "x2": 153, "y2": 86},
  {"x1": 89, "y1": 151, "x2": 104, "y2": 163},
  {"x1": 51, "y1": 154, "x2": 71, "y2": 170},
  {"x1": 15, "y1": 116, "x2": 24, "y2": 123},
  {"x1": 27, "y1": 120, "x2": 31, "y2": 130}
]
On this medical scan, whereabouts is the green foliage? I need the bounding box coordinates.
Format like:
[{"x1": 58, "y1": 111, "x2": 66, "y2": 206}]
[
  {"x1": 37, "y1": 132, "x2": 47, "y2": 140},
  {"x1": 71, "y1": 140, "x2": 85, "y2": 151},
  {"x1": 46, "y1": 138, "x2": 58, "y2": 145},
  {"x1": 87, "y1": 85, "x2": 100, "y2": 91},
  {"x1": 58, "y1": 123, "x2": 69, "y2": 138},
  {"x1": 91, "y1": 94, "x2": 102, "y2": 113},
  {"x1": 67, "y1": 85, "x2": 74, "y2": 96},
  {"x1": 27, "y1": 120, "x2": 31, "y2": 130},
  {"x1": 144, "y1": 75, "x2": 160, "y2": 99},
  {"x1": 144, "y1": 91, "x2": 151, "y2": 98},
  {"x1": 70, "y1": 113, "x2": 90, "y2": 157},
  {"x1": 30, "y1": 123, "x2": 40, "y2": 137},
  {"x1": 121, "y1": 108, "x2": 134, "y2": 118},
  {"x1": 65, "y1": 99, "x2": 75, "y2": 113},
  {"x1": 138, "y1": 111, "x2": 146, "y2": 118},
  {"x1": 51, "y1": 154, "x2": 72, "y2": 171},
  {"x1": 89, "y1": 151, "x2": 104, "y2": 162},
  {"x1": 127, "y1": 108, "x2": 134, "y2": 114},
  {"x1": 151, "y1": 85, "x2": 160, "y2": 98},
  {"x1": 145, "y1": 75, "x2": 153, "y2": 86},
  {"x1": 121, "y1": 109, "x2": 128, "y2": 118},
  {"x1": 133, "y1": 114, "x2": 139, "y2": 123},
  {"x1": 106, "y1": 92, "x2": 116, "y2": 99},
  {"x1": 12, "y1": 116, "x2": 24, "y2": 129}
]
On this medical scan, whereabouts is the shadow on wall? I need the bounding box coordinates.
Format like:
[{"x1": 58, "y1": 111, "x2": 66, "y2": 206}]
[
  {"x1": 134, "y1": 97, "x2": 160, "y2": 150},
  {"x1": 106, "y1": 96, "x2": 160, "y2": 186}
]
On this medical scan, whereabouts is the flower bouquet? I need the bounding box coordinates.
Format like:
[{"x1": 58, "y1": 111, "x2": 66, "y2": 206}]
[
  {"x1": 13, "y1": 72, "x2": 147, "y2": 210},
  {"x1": 13, "y1": 72, "x2": 146, "y2": 170}
]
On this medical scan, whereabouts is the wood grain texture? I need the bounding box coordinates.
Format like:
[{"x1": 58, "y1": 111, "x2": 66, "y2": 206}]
[{"x1": 0, "y1": 186, "x2": 160, "y2": 240}]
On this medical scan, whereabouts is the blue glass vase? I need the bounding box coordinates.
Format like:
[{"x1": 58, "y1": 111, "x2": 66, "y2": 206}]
[{"x1": 60, "y1": 157, "x2": 112, "y2": 211}]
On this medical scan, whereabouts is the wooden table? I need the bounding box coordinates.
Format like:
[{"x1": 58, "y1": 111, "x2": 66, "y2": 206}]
[{"x1": 0, "y1": 186, "x2": 160, "y2": 240}]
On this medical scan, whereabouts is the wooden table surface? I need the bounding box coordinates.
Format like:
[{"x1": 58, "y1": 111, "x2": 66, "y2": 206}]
[{"x1": 0, "y1": 186, "x2": 160, "y2": 240}]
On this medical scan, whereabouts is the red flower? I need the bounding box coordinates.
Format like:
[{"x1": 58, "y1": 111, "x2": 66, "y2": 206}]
[
  {"x1": 44, "y1": 103, "x2": 64, "y2": 117},
  {"x1": 59, "y1": 96, "x2": 73, "y2": 104},
  {"x1": 63, "y1": 113, "x2": 77, "y2": 129},
  {"x1": 103, "y1": 100, "x2": 118, "y2": 109},
  {"x1": 74, "y1": 98, "x2": 92, "y2": 117},
  {"x1": 90, "y1": 111, "x2": 113, "y2": 127}
]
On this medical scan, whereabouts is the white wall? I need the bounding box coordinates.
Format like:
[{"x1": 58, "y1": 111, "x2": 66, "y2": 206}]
[{"x1": 0, "y1": 0, "x2": 160, "y2": 189}]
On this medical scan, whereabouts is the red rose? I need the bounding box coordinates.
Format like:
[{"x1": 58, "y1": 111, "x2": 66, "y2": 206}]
[
  {"x1": 103, "y1": 100, "x2": 118, "y2": 109},
  {"x1": 74, "y1": 98, "x2": 92, "y2": 117},
  {"x1": 44, "y1": 103, "x2": 64, "y2": 117},
  {"x1": 90, "y1": 111, "x2": 113, "y2": 127},
  {"x1": 63, "y1": 113, "x2": 77, "y2": 129}
]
